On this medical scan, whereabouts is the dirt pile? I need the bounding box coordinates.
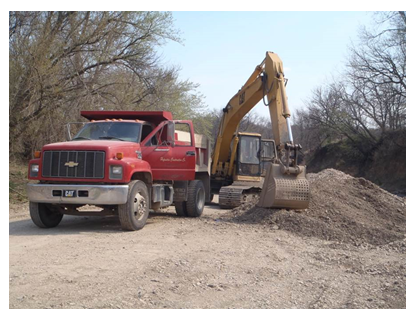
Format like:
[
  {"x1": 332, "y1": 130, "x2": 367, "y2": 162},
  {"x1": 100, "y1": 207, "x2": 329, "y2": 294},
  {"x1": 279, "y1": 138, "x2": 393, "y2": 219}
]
[{"x1": 227, "y1": 169, "x2": 406, "y2": 246}]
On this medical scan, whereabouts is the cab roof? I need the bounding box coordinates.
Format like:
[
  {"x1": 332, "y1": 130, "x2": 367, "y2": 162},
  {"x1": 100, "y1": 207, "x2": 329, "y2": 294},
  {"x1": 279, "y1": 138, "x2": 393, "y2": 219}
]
[
  {"x1": 81, "y1": 111, "x2": 173, "y2": 125},
  {"x1": 237, "y1": 132, "x2": 262, "y2": 137}
]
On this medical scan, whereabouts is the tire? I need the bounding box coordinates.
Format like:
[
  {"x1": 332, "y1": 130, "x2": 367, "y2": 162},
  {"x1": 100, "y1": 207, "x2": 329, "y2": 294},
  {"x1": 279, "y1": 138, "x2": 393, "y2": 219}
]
[
  {"x1": 186, "y1": 180, "x2": 205, "y2": 217},
  {"x1": 175, "y1": 201, "x2": 188, "y2": 217},
  {"x1": 30, "y1": 202, "x2": 63, "y2": 228},
  {"x1": 118, "y1": 180, "x2": 150, "y2": 231}
]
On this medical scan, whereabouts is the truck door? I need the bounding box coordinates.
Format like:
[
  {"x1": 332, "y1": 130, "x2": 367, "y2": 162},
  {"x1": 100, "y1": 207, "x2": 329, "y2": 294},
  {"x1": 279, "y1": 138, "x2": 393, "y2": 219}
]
[{"x1": 141, "y1": 120, "x2": 196, "y2": 181}]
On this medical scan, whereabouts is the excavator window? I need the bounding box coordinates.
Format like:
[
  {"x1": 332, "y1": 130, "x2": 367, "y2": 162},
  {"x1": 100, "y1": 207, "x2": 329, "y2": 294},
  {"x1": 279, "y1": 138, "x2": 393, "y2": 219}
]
[
  {"x1": 260, "y1": 140, "x2": 275, "y2": 177},
  {"x1": 261, "y1": 140, "x2": 275, "y2": 160},
  {"x1": 239, "y1": 136, "x2": 260, "y2": 164},
  {"x1": 237, "y1": 135, "x2": 261, "y2": 177}
]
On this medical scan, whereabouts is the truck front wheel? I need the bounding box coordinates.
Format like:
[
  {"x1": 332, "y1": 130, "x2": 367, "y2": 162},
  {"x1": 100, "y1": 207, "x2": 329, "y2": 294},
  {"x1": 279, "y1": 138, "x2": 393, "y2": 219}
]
[
  {"x1": 118, "y1": 180, "x2": 150, "y2": 231},
  {"x1": 29, "y1": 202, "x2": 63, "y2": 228}
]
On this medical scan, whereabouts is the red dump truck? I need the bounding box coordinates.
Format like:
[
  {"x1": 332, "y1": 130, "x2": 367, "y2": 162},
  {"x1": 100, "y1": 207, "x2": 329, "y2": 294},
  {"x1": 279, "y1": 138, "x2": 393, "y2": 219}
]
[{"x1": 27, "y1": 111, "x2": 211, "y2": 231}]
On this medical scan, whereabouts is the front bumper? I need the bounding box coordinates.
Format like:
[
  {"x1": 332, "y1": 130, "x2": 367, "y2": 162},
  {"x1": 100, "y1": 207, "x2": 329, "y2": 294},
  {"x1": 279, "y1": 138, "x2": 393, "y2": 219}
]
[{"x1": 27, "y1": 184, "x2": 129, "y2": 205}]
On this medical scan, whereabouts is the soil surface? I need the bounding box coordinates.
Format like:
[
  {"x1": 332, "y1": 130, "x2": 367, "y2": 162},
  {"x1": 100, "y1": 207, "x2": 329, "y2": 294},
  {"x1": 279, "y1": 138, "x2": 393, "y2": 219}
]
[{"x1": 9, "y1": 169, "x2": 406, "y2": 309}]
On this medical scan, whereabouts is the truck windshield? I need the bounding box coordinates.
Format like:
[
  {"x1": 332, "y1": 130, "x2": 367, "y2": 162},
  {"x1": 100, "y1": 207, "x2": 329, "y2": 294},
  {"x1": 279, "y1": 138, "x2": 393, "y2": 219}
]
[{"x1": 73, "y1": 122, "x2": 141, "y2": 142}]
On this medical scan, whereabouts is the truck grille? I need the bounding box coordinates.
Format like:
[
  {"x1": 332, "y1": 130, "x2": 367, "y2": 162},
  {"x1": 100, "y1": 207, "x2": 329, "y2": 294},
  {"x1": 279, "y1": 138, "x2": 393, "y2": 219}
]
[{"x1": 42, "y1": 151, "x2": 105, "y2": 179}]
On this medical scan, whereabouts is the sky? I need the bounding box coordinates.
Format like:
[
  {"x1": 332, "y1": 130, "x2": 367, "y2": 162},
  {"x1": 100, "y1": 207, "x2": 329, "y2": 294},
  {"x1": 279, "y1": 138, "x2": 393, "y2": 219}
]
[{"x1": 158, "y1": 11, "x2": 375, "y2": 119}]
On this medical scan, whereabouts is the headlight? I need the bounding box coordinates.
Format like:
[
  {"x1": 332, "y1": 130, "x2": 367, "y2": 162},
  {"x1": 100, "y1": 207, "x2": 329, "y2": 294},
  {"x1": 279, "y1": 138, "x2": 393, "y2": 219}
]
[
  {"x1": 30, "y1": 164, "x2": 39, "y2": 177},
  {"x1": 112, "y1": 166, "x2": 122, "y2": 174},
  {"x1": 110, "y1": 165, "x2": 123, "y2": 179}
]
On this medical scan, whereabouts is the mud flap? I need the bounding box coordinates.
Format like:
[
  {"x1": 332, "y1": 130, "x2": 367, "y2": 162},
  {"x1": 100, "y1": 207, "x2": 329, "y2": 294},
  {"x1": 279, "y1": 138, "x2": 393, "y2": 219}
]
[
  {"x1": 173, "y1": 181, "x2": 188, "y2": 202},
  {"x1": 258, "y1": 164, "x2": 310, "y2": 209}
]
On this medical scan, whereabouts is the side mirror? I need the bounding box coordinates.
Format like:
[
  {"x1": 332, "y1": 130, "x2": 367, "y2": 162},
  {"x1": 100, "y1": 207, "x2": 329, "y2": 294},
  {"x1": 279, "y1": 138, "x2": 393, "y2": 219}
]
[
  {"x1": 66, "y1": 123, "x2": 72, "y2": 141},
  {"x1": 166, "y1": 121, "x2": 175, "y2": 147},
  {"x1": 66, "y1": 122, "x2": 86, "y2": 141}
]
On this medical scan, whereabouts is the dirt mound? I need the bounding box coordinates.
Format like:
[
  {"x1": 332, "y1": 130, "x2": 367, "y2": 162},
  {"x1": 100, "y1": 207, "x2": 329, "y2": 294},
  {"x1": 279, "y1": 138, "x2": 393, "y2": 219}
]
[{"x1": 226, "y1": 169, "x2": 406, "y2": 246}]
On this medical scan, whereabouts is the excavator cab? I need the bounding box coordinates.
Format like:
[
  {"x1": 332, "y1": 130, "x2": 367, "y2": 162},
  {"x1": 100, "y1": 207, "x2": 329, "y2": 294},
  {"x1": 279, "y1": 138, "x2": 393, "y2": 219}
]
[{"x1": 236, "y1": 133, "x2": 261, "y2": 178}]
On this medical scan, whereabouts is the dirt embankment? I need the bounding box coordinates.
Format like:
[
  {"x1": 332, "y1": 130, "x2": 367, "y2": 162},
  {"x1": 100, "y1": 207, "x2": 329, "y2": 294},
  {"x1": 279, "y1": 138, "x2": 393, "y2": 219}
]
[
  {"x1": 226, "y1": 169, "x2": 406, "y2": 247},
  {"x1": 306, "y1": 130, "x2": 406, "y2": 195}
]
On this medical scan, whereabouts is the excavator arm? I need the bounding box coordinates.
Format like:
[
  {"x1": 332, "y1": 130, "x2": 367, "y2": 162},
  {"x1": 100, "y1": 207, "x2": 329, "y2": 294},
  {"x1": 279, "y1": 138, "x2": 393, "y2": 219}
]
[
  {"x1": 211, "y1": 51, "x2": 310, "y2": 209},
  {"x1": 212, "y1": 51, "x2": 293, "y2": 174}
]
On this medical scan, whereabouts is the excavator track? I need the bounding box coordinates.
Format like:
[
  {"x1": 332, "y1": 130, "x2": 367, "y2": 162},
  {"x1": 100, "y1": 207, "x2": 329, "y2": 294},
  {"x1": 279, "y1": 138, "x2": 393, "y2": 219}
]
[{"x1": 218, "y1": 185, "x2": 260, "y2": 209}]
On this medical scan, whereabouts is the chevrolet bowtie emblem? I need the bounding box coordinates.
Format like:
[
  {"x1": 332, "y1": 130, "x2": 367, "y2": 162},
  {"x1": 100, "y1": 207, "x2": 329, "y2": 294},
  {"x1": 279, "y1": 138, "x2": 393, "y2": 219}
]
[{"x1": 65, "y1": 161, "x2": 79, "y2": 167}]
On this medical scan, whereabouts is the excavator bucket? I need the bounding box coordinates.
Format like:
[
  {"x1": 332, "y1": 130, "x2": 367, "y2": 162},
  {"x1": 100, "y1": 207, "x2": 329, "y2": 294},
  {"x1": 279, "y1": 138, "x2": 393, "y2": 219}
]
[{"x1": 258, "y1": 163, "x2": 310, "y2": 209}]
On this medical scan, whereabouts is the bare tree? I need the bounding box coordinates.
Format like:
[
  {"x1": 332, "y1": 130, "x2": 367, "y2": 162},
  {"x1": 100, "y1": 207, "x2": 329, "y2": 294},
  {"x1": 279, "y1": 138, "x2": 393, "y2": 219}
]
[
  {"x1": 346, "y1": 11, "x2": 406, "y2": 132},
  {"x1": 9, "y1": 12, "x2": 204, "y2": 159},
  {"x1": 294, "y1": 11, "x2": 406, "y2": 159}
]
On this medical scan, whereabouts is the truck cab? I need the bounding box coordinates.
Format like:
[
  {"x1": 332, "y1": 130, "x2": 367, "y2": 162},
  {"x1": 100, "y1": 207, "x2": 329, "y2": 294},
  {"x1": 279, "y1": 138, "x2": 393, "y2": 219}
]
[{"x1": 27, "y1": 111, "x2": 211, "y2": 231}]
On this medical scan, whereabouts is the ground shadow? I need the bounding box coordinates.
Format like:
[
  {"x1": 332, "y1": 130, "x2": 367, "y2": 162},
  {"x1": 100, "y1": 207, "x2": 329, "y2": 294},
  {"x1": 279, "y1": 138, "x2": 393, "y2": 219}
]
[
  {"x1": 9, "y1": 215, "x2": 124, "y2": 236},
  {"x1": 9, "y1": 210, "x2": 182, "y2": 236},
  {"x1": 9, "y1": 202, "x2": 227, "y2": 236}
]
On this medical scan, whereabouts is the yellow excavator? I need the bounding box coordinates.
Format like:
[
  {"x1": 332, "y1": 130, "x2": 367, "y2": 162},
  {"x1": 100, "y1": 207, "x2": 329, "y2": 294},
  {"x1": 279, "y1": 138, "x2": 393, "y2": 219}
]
[{"x1": 211, "y1": 51, "x2": 310, "y2": 209}]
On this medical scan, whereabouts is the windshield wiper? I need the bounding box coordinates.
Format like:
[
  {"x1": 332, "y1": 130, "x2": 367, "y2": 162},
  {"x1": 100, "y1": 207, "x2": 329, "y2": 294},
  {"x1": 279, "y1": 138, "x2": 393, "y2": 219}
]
[
  {"x1": 99, "y1": 136, "x2": 125, "y2": 141},
  {"x1": 72, "y1": 136, "x2": 91, "y2": 141}
]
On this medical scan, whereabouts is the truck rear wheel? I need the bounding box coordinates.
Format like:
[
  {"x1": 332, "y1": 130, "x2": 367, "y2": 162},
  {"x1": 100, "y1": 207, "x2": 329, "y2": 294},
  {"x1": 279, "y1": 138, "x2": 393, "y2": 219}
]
[
  {"x1": 186, "y1": 180, "x2": 205, "y2": 217},
  {"x1": 29, "y1": 202, "x2": 63, "y2": 228},
  {"x1": 118, "y1": 180, "x2": 149, "y2": 231}
]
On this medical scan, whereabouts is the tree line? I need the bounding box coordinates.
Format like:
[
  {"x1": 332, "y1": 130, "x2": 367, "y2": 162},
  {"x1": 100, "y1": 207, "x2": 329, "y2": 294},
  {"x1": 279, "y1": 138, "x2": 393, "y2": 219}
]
[
  {"x1": 293, "y1": 12, "x2": 406, "y2": 161},
  {"x1": 9, "y1": 12, "x2": 406, "y2": 164}
]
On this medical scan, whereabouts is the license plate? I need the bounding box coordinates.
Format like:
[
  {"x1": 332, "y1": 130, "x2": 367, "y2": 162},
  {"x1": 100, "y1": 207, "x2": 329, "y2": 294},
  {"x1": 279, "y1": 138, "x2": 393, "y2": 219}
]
[{"x1": 63, "y1": 190, "x2": 76, "y2": 198}]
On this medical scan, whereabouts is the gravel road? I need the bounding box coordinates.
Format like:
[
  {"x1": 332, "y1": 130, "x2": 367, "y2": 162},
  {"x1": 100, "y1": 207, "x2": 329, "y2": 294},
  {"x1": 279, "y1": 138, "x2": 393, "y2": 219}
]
[{"x1": 9, "y1": 198, "x2": 405, "y2": 309}]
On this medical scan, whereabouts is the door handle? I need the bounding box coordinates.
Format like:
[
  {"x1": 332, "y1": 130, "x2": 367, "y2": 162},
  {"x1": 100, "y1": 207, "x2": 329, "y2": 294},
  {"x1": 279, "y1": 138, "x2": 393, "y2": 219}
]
[
  {"x1": 154, "y1": 148, "x2": 169, "y2": 152},
  {"x1": 186, "y1": 151, "x2": 195, "y2": 156}
]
